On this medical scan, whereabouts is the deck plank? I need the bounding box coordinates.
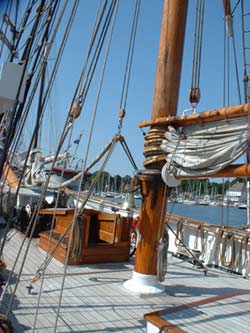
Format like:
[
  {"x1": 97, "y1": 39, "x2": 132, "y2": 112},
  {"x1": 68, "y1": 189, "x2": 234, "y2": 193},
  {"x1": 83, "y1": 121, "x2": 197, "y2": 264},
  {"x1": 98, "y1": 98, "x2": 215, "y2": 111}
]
[{"x1": 1, "y1": 230, "x2": 250, "y2": 332}]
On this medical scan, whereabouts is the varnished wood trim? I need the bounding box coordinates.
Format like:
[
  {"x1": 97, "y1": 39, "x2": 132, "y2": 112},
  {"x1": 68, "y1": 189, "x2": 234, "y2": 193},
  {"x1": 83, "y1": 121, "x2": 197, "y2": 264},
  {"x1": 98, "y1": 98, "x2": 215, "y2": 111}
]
[
  {"x1": 145, "y1": 290, "x2": 250, "y2": 331},
  {"x1": 139, "y1": 104, "x2": 250, "y2": 128},
  {"x1": 176, "y1": 164, "x2": 250, "y2": 179},
  {"x1": 144, "y1": 314, "x2": 186, "y2": 333},
  {"x1": 39, "y1": 208, "x2": 75, "y2": 215}
]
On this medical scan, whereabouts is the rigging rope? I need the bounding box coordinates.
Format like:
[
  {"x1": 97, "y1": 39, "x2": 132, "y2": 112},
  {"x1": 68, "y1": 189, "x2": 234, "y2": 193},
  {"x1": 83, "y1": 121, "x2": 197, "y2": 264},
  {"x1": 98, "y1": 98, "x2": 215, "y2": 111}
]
[
  {"x1": 47, "y1": 0, "x2": 119, "y2": 193},
  {"x1": 0, "y1": 0, "x2": 46, "y2": 182},
  {"x1": 0, "y1": 0, "x2": 71, "y2": 189},
  {"x1": 1, "y1": 114, "x2": 73, "y2": 317},
  {"x1": 49, "y1": 2, "x2": 139, "y2": 184},
  {"x1": 75, "y1": 0, "x2": 108, "y2": 101},
  {"x1": 0, "y1": 0, "x2": 140, "y2": 324},
  {"x1": 75, "y1": 0, "x2": 119, "y2": 192},
  {"x1": 120, "y1": 139, "x2": 138, "y2": 172},
  {"x1": 119, "y1": 0, "x2": 140, "y2": 110},
  {"x1": 241, "y1": 0, "x2": 250, "y2": 104},
  {"x1": 0, "y1": 0, "x2": 82, "y2": 303},
  {"x1": 116, "y1": 0, "x2": 140, "y2": 135},
  {"x1": 53, "y1": 134, "x2": 119, "y2": 332},
  {"x1": 33, "y1": 2, "x2": 123, "y2": 329},
  {"x1": 189, "y1": 0, "x2": 204, "y2": 107},
  {"x1": 32, "y1": 182, "x2": 66, "y2": 331},
  {"x1": 32, "y1": 138, "x2": 123, "y2": 327},
  {"x1": 0, "y1": 0, "x2": 51, "y2": 254},
  {"x1": 75, "y1": 0, "x2": 116, "y2": 109},
  {"x1": 156, "y1": 183, "x2": 169, "y2": 282},
  {"x1": 62, "y1": 0, "x2": 108, "y2": 150},
  {"x1": 0, "y1": 0, "x2": 65, "y2": 257}
]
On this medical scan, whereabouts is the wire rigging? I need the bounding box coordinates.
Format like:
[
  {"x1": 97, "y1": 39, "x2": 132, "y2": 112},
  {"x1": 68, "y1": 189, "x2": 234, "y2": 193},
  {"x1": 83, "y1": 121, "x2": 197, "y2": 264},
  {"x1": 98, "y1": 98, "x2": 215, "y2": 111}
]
[
  {"x1": 119, "y1": 0, "x2": 140, "y2": 110},
  {"x1": 189, "y1": 0, "x2": 204, "y2": 108},
  {"x1": 0, "y1": 0, "x2": 141, "y2": 322},
  {"x1": 76, "y1": 0, "x2": 117, "y2": 109},
  {"x1": 0, "y1": 0, "x2": 81, "y2": 314},
  {"x1": 0, "y1": 0, "x2": 64, "y2": 257}
]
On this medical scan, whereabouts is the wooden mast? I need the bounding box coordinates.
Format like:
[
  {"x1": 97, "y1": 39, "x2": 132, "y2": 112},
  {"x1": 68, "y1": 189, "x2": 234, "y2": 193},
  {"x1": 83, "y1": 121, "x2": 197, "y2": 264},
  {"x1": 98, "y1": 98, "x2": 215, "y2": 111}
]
[{"x1": 134, "y1": 0, "x2": 188, "y2": 278}]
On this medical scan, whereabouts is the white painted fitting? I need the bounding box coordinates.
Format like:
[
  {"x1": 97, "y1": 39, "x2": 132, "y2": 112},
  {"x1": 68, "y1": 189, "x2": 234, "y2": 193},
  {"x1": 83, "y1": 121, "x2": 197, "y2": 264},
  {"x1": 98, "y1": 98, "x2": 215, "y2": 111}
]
[{"x1": 123, "y1": 270, "x2": 165, "y2": 294}]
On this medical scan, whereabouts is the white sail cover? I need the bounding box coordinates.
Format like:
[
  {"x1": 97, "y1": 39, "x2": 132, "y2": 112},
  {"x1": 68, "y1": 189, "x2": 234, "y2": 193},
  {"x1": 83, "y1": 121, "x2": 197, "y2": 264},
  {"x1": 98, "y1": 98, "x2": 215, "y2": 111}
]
[{"x1": 161, "y1": 117, "x2": 250, "y2": 186}]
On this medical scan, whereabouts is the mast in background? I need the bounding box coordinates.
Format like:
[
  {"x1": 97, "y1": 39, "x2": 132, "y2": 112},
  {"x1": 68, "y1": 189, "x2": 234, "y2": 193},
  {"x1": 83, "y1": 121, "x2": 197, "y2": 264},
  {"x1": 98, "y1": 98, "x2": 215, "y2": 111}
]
[{"x1": 228, "y1": 0, "x2": 250, "y2": 226}]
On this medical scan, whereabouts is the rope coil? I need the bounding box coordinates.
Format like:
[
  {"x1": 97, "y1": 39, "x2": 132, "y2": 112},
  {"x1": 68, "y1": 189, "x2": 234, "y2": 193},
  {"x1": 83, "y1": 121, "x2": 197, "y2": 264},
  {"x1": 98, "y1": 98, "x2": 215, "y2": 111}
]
[
  {"x1": 72, "y1": 216, "x2": 85, "y2": 260},
  {"x1": 235, "y1": 235, "x2": 249, "y2": 270},
  {"x1": 143, "y1": 128, "x2": 166, "y2": 167},
  {"x1": 157, "y1": 231, "x2": 169, "y2": 282},
  {"x1": 220, "y1": 231, "x2": 235, "y2": 270},
  {"x1": 175, "y1": 218, "x2": 184, "y2": 246},
  {"x1": 194, "y1": 223, "x2": 205, "y2": 255}
]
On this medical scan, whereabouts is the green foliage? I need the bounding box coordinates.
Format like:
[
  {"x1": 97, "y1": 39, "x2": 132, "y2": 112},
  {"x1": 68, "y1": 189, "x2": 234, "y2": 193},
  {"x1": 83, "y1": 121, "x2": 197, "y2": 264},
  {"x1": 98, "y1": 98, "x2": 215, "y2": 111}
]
[
  {"x1": 85, "y1": 171, "x2": 246, "y2": 196},
  {"x1": 179, "y1": 178, "x2": 245, "y2": 196},
  {"x1": 88, "y1": 171, "x2": 132, "y2": 193}
]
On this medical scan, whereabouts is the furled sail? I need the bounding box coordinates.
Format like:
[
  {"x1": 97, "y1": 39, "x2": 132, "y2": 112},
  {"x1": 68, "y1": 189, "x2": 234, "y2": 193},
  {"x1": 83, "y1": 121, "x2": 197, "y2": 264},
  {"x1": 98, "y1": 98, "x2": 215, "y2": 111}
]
[{"x1": 161, "y1": 117, "x2": 250, "y2": 186}]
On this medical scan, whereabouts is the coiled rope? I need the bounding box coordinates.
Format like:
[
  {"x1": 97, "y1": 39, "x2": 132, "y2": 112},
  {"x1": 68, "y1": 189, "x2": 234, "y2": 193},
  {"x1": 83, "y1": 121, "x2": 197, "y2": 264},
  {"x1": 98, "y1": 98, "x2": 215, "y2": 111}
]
[
  {"x1": 194, "y1": 223, "x2": 205, "y2": 255},
  {"x1": 220, "y1": 231, "x2": 235, "y2": 270},
  {"x1": 235, "y1": 235, "x2": 249, "y2": 271},
  {"x1": 72, "y1": 216, "x2": 84, "y2": 260},
  {"x1": 175, "y1": 218, "x2": 185, "y2": 246},
  {"x1": 157, "y1": 230, "x2": 169, "y2": 282},
  {"x1": 156, "y1": 183, "x2": 169, "y2": 282}
]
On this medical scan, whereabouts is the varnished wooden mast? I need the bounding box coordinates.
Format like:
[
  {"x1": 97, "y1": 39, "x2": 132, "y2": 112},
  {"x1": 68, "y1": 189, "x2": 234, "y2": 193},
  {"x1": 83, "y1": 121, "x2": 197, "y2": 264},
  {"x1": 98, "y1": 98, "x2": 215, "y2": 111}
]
[
  {"x1": 134, "y1": 0, "x2": 188, "y2": 276},
  {"x1": 151, "y1": 1, "x2": 187, "y2": 119}
]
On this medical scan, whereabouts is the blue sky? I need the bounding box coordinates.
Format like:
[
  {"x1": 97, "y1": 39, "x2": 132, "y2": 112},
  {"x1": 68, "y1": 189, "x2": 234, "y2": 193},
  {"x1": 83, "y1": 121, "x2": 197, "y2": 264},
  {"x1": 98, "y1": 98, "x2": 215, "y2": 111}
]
[{"x1": 1, "y1": 1, "x2": 249, "y2": 177}]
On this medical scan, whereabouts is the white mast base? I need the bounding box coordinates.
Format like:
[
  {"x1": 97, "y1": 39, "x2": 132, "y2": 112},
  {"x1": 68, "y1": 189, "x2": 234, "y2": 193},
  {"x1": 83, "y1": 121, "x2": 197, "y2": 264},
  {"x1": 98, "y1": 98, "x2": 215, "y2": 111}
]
[{"x1": 123, "y1": 271, "x2": 165, "y2": 294}]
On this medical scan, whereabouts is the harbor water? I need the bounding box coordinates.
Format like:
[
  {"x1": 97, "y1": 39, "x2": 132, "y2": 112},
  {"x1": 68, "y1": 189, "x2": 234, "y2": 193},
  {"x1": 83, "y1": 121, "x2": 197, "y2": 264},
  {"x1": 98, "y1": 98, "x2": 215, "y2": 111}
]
[
  {"x1": 168, "y1": 203, "x2": 247, "y2": 227},
  {"x1": 133, "y1": 199, "x2": 247, "y2": 228}
]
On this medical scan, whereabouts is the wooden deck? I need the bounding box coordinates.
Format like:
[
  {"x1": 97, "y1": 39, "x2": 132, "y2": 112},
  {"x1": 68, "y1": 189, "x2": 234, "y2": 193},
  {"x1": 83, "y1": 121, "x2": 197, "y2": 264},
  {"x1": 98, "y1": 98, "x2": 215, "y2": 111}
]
[{"x1": 0, "y1": 229, "x2": 250, "y2": 332}]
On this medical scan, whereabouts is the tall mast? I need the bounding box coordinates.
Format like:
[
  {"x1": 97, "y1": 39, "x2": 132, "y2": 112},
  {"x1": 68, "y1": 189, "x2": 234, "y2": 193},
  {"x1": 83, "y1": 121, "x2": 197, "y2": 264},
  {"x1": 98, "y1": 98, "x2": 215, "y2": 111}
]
[
  {"x1": 151, "y1": 1, "x2": 188, "y2": 119},
  {"x1": 125, "y1": 0, "x2": 188, "y2": 293}
]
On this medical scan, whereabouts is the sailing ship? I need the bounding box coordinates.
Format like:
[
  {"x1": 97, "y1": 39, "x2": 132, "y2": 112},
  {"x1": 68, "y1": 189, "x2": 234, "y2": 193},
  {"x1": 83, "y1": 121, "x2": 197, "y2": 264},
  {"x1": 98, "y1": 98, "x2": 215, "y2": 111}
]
[{"x1": 0, "y1": 0, "x2": 249, "y2": 332}]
